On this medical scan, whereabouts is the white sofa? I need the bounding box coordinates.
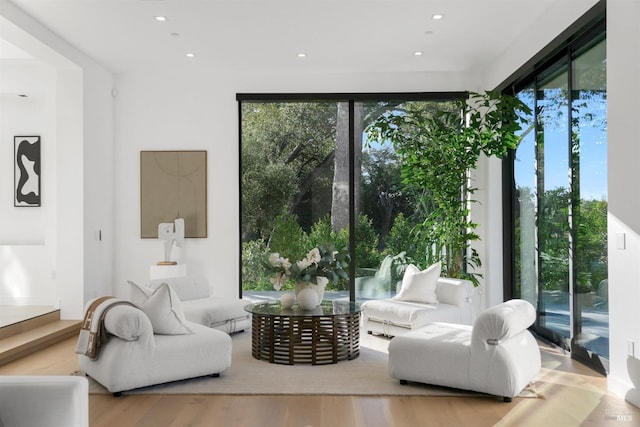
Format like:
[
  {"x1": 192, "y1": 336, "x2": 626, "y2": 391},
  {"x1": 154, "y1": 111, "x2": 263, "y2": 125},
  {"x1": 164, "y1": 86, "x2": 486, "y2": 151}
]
[
  {"x1": 388, "y1": 299, "x2": 541, "y2": 401},
  {"x1": 0, "y1": 376, "x2": 88, "y2": 427},
  {"x1": 78, "y1": 303, "x2": 232, "y2": 395},
  {"x1": 361, "y1": 277, "x2": 474, "y2": 336},
  {"x1": 147, "y1": 276, "x2": 251, "y2": 334}
]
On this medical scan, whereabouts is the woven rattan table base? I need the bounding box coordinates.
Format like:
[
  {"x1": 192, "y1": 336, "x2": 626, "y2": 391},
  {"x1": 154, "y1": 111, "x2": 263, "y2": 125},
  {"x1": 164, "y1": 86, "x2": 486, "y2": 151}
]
[{"x1": 250, "y1": 311, "x2": 360, "y2": 365}]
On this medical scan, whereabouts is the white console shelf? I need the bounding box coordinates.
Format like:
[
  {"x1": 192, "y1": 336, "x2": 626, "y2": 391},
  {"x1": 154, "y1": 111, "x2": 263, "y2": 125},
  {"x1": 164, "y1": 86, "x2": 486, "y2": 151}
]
[{"x1": 149, "y1": 264, "x2": 187, "y2": 280}]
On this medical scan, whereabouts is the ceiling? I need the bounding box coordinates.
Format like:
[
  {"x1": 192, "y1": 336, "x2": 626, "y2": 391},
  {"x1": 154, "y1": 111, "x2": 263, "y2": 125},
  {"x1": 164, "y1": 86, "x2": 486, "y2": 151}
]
[{"x1": 4, "y1": 0, "x2": 577, "y2": 75}]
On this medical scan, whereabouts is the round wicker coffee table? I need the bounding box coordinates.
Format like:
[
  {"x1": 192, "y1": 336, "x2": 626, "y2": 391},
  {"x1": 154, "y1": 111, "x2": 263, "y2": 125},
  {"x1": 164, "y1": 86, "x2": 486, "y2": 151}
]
[{"x1": 244, "y1": 300, "x2": 362, "y2": 365}]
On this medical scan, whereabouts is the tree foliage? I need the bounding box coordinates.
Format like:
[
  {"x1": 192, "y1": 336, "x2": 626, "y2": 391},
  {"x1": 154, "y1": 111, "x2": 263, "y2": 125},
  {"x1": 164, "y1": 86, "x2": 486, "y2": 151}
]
[{"x1": 367, "y1": 92, "x2": 531, "y2": 285}]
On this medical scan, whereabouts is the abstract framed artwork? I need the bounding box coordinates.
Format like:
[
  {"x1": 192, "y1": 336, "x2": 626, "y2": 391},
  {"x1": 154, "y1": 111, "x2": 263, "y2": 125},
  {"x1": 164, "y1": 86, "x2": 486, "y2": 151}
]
[
  {"x1": 140, "y1": 150, "x2": 207, "y2": 238},
  {"x1": 14, "y1": 136, "x2": 41, "y2": 207}
]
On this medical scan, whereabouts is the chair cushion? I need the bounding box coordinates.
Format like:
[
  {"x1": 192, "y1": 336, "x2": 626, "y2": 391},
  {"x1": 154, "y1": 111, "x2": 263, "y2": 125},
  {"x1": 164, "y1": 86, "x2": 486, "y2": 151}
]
[
  {"x1": 363, "y1": 299, "x2": 465, "y2": 329},
  {"x1": 388, "y1": 322, "x2": 472, "y2": 389},
  {"x1": 392, "y1": 263, "x2": 440, "y2": 304},
  {"x1": 181, "y1": 298, "x2": 251, "y2": 329}
]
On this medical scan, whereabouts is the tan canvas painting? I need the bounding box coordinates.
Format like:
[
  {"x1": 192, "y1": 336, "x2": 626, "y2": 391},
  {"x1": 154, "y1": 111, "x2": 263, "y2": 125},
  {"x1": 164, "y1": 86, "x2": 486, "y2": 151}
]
[{"x1": 140, "y1": 150, "x2": 207, "y2": 238}]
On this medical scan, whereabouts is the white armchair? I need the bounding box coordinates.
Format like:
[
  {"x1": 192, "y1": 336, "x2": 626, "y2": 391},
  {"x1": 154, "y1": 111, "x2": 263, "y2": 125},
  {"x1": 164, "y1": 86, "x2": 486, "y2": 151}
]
[
  {"x1": 388, "y1": 299, "x2": 541, "y2": 401},
  {"x1": 78, "y1": 303, "x2": 231, "y2": 395}
]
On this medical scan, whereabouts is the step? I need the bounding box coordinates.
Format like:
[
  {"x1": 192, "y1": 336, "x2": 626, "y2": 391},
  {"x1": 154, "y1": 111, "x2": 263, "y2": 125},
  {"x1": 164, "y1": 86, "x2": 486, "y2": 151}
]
[
  {"x1": 0, "y1": 317, "x2": 81, "y2": 367},
  {"x1": 0, "y1": 308, "x2": 61, "y2": 340}
]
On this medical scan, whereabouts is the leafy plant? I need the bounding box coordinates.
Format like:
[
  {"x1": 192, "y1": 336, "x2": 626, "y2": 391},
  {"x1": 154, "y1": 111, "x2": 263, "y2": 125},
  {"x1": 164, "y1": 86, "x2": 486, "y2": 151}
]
[
  {"x1": 383, "y1": 213, "x2": 425, "y2": 268},
  {"x1": 367, "y1": 91, "x2": 531, "y2": 286},
  {"x1": 241, "y1": 239, "x2": 273, "y2": 291},
  {"x1": 268, "y1": 212, "x2": 309, "y2": 262}
]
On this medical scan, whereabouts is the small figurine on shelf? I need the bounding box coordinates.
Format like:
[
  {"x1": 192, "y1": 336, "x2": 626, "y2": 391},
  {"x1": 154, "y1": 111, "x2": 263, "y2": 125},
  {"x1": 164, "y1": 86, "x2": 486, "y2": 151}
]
[{"x1": 157, "y1": 218, "x2": 184, "y2": 265}]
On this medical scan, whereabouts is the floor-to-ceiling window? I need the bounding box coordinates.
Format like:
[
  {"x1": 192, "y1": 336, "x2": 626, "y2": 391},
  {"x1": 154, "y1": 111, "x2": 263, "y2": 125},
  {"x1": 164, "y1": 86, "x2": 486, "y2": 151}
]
[
  {"x1": 507, "y1": 22, "x2": 607, "y2": 372},
  {"x1": 238, "y1": 94, "x2": 462, "y2": 302}
]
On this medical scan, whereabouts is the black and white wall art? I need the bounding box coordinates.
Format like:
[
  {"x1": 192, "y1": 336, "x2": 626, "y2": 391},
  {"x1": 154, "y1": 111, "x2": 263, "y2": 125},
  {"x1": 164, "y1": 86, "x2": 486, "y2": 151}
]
[{"x1": 14, "y1": 136, "x2": 41, "y2": 207}]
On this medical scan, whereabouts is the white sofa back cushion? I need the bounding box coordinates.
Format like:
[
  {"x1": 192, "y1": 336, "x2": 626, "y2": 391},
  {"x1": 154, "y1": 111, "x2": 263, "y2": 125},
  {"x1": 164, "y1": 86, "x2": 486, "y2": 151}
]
[
  {"x1": 435, "y1": 278, "x2": 471, "y2": 308},
  {"x1": 148, "y1": 276, "x2": 211, "y2": 301}
]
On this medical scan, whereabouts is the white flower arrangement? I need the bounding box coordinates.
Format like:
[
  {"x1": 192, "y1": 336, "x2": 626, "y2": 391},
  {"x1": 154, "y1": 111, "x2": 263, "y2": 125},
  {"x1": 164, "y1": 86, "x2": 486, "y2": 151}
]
[{"x1": 263, "y1": 245, "x2": 350, "y2": 291}]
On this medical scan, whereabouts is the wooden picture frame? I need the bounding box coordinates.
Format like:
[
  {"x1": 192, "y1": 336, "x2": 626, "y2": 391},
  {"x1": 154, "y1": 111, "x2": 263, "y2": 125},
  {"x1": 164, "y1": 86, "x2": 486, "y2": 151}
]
[
  {"x1": 14, "y1": 136, "x2": 41, "y2": 207},
  {"x1": 140, "y1": 150, "x2": 207, "y2": 238}
]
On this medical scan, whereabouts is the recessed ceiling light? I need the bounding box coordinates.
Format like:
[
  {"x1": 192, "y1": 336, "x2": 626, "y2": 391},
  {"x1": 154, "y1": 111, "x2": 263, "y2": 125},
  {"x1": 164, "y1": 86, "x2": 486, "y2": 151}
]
[
  {"x1": 170, "y1": 32, "x2": 180, "y2": 37},
  {"x1": 413, "y1": 51, "x2": 423, "y2": 56},
  {"x1": 297, "y1": 53, "x2": 307, "y2": 58},
  {"x1": 154, "y1": 16, "x2": 167, "y2": 22},
  {"x1": 432, "y1": 14, "x2": 444, "y2": 20},
  {"x1": 185, "y1": 53, "x2": 196, "y2": 58}
]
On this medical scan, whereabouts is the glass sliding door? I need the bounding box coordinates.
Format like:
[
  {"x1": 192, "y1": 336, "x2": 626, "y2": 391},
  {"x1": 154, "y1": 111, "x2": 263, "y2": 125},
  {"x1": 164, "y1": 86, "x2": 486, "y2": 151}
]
[
  {"x1": 239, "y1": 94, "x2": 463, "y2": 302},
  {"x1": 240, "y1": 100, "x2": 350, "y2": 301},
  {"x1": 509, "y1": 26, "x2": 607, "y2": 371},
  {"x1": 537, "y1": 63, "x2": 572, "y2": 344},
  {"x1": 513, "y1": 86, "x2": 537, "y2": 312},
  {"x1": 354, "y1": 100, "x2": 457, "y2": 301},
  {"x1": 571, "y1": 38, "x2": 608, "y2": 359}
]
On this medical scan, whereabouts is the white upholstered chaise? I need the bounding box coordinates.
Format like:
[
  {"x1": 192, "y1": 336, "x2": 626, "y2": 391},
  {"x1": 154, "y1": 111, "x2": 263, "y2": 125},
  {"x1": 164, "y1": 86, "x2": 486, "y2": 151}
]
[
  {"x1": 388, "y1": 299, "x2": 541, "y2": 402},
  {"x1": 362, "y1": 276, "x2": 475, "y2": 336}
]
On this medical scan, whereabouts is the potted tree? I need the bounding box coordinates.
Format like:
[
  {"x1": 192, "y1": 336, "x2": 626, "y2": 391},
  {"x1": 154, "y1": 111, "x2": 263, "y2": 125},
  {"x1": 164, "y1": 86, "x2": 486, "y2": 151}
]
[{"x1": 367, "y1": 91, "x2": 530, "y2": 286}]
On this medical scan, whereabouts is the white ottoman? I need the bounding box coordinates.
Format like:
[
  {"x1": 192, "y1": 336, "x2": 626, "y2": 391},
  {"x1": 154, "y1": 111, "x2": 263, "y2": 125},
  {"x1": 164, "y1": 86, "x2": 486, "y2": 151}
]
[{"x1": 0, "y1": 376, "x2": 88, "y2": 427}]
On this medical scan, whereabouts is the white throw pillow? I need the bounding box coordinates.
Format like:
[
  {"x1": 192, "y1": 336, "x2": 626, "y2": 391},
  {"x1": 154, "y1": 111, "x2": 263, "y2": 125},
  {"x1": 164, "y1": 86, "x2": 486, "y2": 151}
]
[
  {"x1": 128, "y1": 281, "x2": 193, "y2": 335},
  {"x1": 128, "y1": 280, "x2": 154, "y2": 307},
  {"x1": 392, "y1": 262, "x2": 441, "y2": 304}
]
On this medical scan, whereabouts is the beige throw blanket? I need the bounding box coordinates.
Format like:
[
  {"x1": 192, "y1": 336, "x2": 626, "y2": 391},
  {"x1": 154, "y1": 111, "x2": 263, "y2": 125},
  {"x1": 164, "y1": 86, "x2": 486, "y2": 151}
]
[{"x1": 75, "y1": 296, "x2": 136, "y2": 360}]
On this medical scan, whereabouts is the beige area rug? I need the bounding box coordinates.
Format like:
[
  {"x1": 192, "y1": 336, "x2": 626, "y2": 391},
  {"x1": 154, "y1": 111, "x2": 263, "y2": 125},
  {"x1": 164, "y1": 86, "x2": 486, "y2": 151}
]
[{"x1": 77, "y1": 331, "x2": 542, "y2": 398}]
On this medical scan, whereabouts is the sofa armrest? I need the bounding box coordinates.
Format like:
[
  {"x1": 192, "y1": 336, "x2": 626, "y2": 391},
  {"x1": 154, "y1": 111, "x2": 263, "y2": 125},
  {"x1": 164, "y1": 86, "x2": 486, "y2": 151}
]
[
  {"x1": 104, "y1": 304, "x2": 154, "y2": 342},
  {"x1": 471, "y1": 299, "x2": 536, "y2": 346}
]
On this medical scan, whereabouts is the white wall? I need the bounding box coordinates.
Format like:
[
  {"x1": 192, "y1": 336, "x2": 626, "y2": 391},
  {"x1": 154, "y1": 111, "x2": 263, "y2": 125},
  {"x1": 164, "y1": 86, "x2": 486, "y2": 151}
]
[
  {"x1": 0, "y1": 61, "x2": 57, "y2": 306},
  {"x1": 0, "y1": 62, "x2": 55, "y2": 244},
  {"x1": 0, "y1": 0, "x2": 113, "y2": 318},
  {"x1": 606, "y1": 0, "x2": 640, "y2": 406},
  {"x1": 482, "y1": 0, "x2": 600, "y2": 90}
]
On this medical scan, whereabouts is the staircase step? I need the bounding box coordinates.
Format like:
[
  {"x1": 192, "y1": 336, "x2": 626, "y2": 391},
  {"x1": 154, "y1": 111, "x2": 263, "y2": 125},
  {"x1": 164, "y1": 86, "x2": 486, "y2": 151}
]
[
  {"x1": 0, "y1": 319, "x2": 81, "y2": 367},
  {"x1": 0, "y1": 309, "x2": 61, "y2": 340}
]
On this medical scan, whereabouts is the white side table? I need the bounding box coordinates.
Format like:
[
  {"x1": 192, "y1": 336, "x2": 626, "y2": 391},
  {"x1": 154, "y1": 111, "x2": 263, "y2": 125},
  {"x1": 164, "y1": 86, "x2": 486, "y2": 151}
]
[{"x1": 150, "y1": 264, "x2": 187, "y2": 280}]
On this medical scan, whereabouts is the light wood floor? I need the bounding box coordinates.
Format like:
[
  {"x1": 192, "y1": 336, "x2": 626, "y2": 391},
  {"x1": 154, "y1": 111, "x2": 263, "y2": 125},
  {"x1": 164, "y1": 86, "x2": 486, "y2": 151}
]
[{"x1": 0, "y1": 336, "x2": 638, "y2": 427}]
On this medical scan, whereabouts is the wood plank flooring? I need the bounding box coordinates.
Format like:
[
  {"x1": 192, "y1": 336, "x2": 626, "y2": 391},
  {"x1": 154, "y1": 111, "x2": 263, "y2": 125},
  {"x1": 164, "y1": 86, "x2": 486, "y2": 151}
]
[{"x1": 0, "y1": 336, "x2": 638, "y2": 427}]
